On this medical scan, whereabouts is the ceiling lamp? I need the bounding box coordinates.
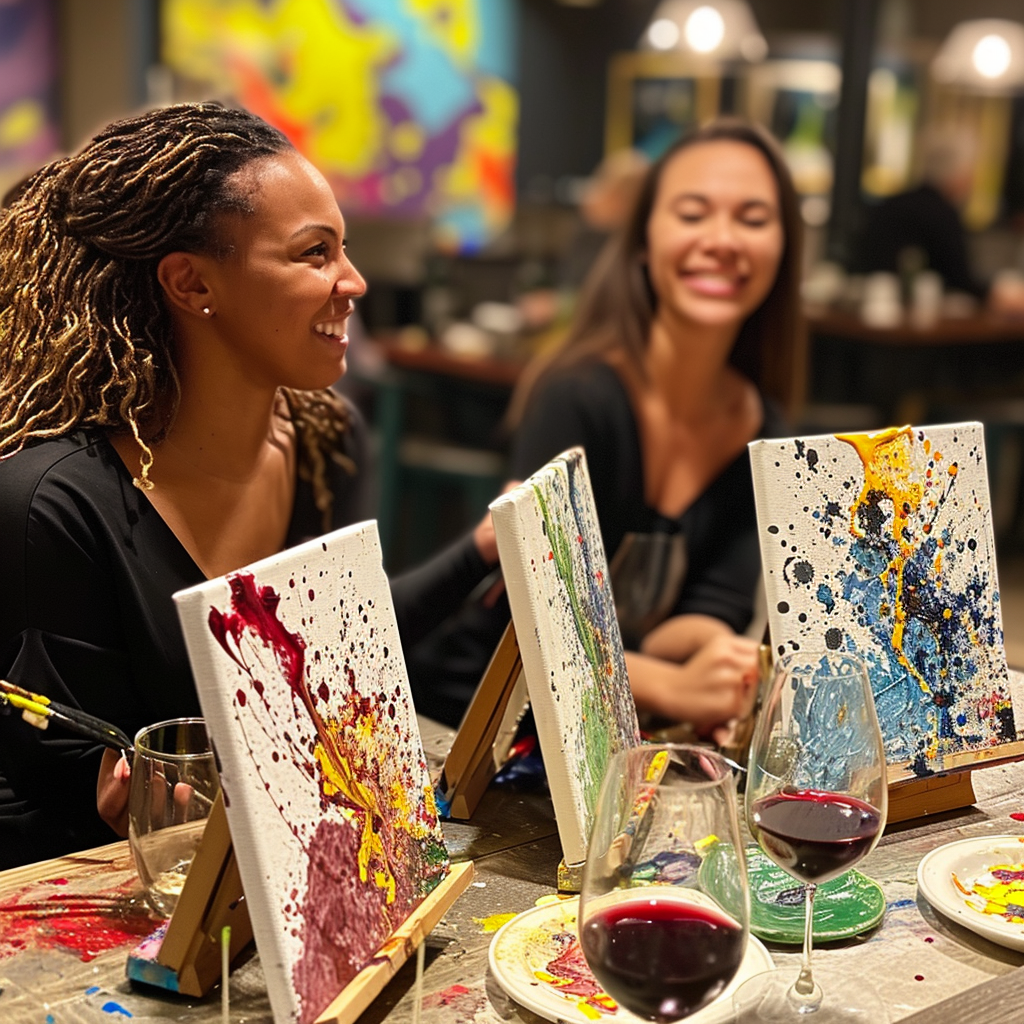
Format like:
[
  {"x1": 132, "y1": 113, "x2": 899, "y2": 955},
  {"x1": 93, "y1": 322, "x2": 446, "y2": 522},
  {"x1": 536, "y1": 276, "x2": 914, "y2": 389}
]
[
  {"x1": 932, "y1": 19, "x2": 1024, "y2": 90},
  {"x1": 643, "y1": 1, "x2": 767, "y2": 63}
]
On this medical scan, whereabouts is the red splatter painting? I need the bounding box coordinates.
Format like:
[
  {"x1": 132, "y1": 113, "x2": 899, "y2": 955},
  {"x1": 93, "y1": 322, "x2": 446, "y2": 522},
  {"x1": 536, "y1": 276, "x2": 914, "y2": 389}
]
[{"x1": 177, "y1": 523, "x2": 449, "y2": 1024}]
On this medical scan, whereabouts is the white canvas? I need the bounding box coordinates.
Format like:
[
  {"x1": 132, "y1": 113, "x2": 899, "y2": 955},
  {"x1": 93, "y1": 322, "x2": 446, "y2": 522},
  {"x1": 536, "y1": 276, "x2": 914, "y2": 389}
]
[
  {"x1": 174, "y1": 521, "x2": 448, "y2": 1024},
  {"x1": 749, "y1": 423, "x2": 1016, "y2": 781},
  {"x1": 490, "y1": 447, "x2": 640, "y2": 866}
]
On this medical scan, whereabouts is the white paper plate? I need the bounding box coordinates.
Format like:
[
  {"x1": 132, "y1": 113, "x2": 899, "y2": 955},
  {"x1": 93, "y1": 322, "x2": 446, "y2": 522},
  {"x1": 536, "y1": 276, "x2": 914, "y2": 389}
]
[
  {"x1": 488, "y1": 894, "x2": 774, "y2": 1024},
  {"x1": 917, "y1": 834, "x2": 1024, "y2": 951}
]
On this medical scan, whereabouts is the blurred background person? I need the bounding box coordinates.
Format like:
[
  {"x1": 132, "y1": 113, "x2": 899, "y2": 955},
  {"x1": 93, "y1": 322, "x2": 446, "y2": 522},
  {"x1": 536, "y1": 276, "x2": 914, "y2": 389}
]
[{"x1": 851, "y1": 126, "x2": 1024, "y2": 316}]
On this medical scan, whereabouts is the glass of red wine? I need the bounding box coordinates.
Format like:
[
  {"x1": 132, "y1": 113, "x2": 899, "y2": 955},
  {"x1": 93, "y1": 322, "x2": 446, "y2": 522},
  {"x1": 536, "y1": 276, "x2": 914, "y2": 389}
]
[
  {"x1": 734, "y1": 650, "x2": 888, "y2": 1023},
  {"x1": 578, "y1": 744, "x2": 750, "y2": 1022}
]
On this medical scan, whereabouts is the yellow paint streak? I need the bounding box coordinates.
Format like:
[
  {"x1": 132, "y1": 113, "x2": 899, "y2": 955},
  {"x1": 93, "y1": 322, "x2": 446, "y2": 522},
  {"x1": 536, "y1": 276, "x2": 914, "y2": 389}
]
[
  {"x1": 837, "y1": 426, "x2": 930, "y2": 694},
  {"x1": 314, "y1": 739, "x2": 396, "y2": 903}
]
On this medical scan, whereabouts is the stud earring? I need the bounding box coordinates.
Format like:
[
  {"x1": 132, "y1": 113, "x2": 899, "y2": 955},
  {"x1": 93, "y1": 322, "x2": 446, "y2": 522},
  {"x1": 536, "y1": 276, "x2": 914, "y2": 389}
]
[{"x1": 202, "y1": 306, "x2": 212, "y2": 316}]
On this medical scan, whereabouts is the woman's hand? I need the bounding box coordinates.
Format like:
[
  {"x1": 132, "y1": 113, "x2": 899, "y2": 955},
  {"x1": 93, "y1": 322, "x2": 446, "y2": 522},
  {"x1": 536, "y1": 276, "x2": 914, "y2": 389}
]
[
  {"x1": 471, "y1": 480, "x2": 522, "y2": 566},
  {"x1": 626, "y1": 632, "x2": 760, "y2": 737},
  {"x1": 97, "y1": 747, "x2": 131, "y2": 837}
]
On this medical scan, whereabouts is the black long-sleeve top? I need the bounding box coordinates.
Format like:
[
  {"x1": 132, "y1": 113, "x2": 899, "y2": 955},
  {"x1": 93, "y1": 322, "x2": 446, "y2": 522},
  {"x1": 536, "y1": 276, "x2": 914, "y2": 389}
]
[
  {"x1": 0, "y1": 405, "x2": 489, "y2": 867},
  {"x1": 510, "y1": 360, "x2": 788, "y2": 637}
]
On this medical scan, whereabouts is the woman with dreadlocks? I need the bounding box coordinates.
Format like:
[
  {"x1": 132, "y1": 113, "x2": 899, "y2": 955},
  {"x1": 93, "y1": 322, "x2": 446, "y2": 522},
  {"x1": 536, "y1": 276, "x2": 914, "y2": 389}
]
[{"x1": 0, "y1": 103, "x2": 498, "y2": 867}]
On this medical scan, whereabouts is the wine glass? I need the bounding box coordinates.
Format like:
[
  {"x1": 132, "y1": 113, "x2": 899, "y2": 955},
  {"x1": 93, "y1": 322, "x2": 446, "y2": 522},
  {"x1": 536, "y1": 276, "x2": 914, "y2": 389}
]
[
  {"x1": 578, "y1": 744, "x2": 750, "y2": 1022},
  {"x1": 128, "y1": 717, "x2": 220, "y2": 916},
  {"x1": 734, "y1": 650, "x2": 887, "y2": 1023}
]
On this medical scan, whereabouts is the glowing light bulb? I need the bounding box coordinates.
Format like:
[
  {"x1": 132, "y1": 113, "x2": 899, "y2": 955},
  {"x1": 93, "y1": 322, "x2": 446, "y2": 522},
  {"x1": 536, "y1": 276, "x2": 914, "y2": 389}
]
[
  {"x1": 973, "y1": 33, "x2": 1012, "y2": 79},
  {"x1": 685, "y1": 6, "x2": 726, "y2": 54},
  {"x1": 648, "y1": 17, "x2": 681, "y2": 51}
]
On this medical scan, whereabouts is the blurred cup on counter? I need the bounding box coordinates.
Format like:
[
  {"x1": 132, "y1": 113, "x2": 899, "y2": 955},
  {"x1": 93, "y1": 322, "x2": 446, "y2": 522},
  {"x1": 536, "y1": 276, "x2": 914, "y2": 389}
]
[
  {"x1": 128, "y1": 717, "x2": 219, "y2": 917},
  {"x1": 910, "y1": 270, "x2": 943, "y2": 328},
  {"x1": 861, "y1": 272, "x2": 902, "y2": 328}
]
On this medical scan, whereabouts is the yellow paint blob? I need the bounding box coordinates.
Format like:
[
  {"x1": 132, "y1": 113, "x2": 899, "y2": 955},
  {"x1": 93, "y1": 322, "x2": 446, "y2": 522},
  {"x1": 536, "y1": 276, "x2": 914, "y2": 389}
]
[{"x1": 473, "y1": 912, "x2": 518, "y2": 933}]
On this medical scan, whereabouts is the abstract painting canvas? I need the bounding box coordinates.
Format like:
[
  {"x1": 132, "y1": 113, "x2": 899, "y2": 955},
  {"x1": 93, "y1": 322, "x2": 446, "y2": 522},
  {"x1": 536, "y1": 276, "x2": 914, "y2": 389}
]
[
  {"x1": 174, "y1": 522, "x2": 448, "y2": 1024},
  {"x1": 749, "y1": 423, "x2": 1019, "y2": 782},
  {"x1": 490, "y1": 447, "x2": 640, "y2": 866}
]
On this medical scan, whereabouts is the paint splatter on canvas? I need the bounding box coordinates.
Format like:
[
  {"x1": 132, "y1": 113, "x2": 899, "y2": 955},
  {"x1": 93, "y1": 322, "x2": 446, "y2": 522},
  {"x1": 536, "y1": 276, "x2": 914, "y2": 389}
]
[
  {"x1": 749, "y1": 423, "x2": 1015, "y2": 780},
  {"x1": 491, "y1": 448, "x2": 639, "y2": 867},
  {"x1": 175, "y1": 522, "x2": 448, "y2": 1024}
]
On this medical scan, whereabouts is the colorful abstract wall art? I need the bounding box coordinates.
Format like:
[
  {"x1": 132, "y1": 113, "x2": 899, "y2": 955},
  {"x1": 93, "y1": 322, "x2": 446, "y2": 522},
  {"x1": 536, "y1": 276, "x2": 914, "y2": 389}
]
[
  {"x1": 0, "y1": 0, "x2": 59, "y2": 180},
  {"x1": 490, "y1": 448, "x2": 640, "y2": 866},
  {"x1": 174, "y1": 522, "x2": 448, "y2": 1024},
  {"x1": 749, "y1": 423, "x2": 1017, "y2": 782},
  {"x1": 161, "y1": 0, "x2": 518, "y2": 253}
]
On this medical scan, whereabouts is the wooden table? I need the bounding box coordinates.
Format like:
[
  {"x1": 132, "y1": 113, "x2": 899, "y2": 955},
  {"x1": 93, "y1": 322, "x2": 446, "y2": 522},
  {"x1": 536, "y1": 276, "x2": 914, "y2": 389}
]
[
  {"x1": 806, "y1": 308, "x2": 1024, "y2": 425},
  {"x1": 4, "y1": 719, "x2": 1024, "y2": 1023}
]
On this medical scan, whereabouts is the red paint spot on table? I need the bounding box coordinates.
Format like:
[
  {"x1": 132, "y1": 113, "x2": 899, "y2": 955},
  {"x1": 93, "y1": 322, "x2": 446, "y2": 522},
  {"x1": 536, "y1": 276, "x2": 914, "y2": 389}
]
[
  {"x1": 915, "y1": 975, "x2": 925, "y2": 981},
  {"x1": 422, "y1": 984, "x2": 471, "y2": 1008},
  {"x1": 0, "y1": 881, "x2": 155, "y2": 962},
  {"x1": 1009, "y1": 812, "x2": 1024, "y2": 821}
]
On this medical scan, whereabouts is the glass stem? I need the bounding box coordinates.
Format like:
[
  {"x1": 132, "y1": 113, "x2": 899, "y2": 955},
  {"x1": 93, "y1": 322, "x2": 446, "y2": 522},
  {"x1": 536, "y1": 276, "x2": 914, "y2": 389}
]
[{"x1": 789, "y1": 882, "x2": 823, "y2": 1013}]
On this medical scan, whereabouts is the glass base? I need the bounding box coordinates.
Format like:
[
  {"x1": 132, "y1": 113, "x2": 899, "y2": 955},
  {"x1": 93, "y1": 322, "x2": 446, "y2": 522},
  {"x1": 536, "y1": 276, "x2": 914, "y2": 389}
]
[{"x1": 732, "y1": 968, "x2": 890, "y2": 1023}]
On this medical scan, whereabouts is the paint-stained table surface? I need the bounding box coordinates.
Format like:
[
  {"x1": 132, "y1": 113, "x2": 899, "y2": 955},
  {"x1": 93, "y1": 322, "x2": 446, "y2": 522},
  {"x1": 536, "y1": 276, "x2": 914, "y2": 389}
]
[{"x1": 5, "y1": 719, "x2": 1024, "y2": 1023}]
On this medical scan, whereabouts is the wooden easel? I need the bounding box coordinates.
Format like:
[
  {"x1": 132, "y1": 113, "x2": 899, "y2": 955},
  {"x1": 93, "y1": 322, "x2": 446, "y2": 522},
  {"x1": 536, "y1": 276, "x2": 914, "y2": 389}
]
[
  {"x1": 886, "y1": 738, "x2": 1024, "y2": 824},
  {"x1": 314, "y1": 860, "x2": 474, "y2": 1024},
  {"x1": 128, "y1": 791, "x2": 252, "y2": 995},
  {"x1": 437, "y1": 620, "x2": 530, "y2": 820},
  {"x1": 129, "y1": 794, "x2": 474, "y2": 1018}
]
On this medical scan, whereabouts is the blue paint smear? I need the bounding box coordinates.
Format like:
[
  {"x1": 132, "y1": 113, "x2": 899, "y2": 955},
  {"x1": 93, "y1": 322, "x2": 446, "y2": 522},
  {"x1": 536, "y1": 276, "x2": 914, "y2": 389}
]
[
  {"x1": 85, "y1": 986, "x2": 100, "y2": 995},
  {"x1": 886, "y1": 899, "x2": 915, "y2": 910},
  {"x1": 101, "y1": 1002, "x2": 134, "y2": 1018}
]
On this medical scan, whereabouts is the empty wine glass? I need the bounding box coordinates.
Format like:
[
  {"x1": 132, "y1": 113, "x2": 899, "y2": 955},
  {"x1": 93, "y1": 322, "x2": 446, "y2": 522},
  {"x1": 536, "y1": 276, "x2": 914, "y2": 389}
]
[
  {"x1": 579, "y1": 744, "x2": 750, "y2": 1022},
  {"x1": 734, "y1": 650, "x2": 888, "y2": 1023},
  {"x1": 128, "y1": 717, "x2": 220, "y2": 916}
]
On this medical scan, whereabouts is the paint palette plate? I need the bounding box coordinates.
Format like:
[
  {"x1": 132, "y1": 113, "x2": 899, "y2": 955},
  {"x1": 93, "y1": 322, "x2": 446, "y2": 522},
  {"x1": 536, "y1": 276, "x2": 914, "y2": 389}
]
[
  {"x1": 701, "y1": 844, "x2": 886, "y2": 945},
  {"x1": 487, "y1": 895, "x2": 773, "y2": 1024},
  {"x1": 917, "y1": 834, "x2": 1024, "y2": 951}
]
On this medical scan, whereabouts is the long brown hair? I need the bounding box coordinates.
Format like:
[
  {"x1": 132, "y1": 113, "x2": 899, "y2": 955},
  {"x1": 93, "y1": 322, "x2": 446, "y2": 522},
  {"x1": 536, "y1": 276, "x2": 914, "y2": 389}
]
[
  {"x1": 0, "y1": 102, "x2": 351, "y2": 523},
  {"x1": 511, "y1": 118, "x2": 806, "y2": 423}
]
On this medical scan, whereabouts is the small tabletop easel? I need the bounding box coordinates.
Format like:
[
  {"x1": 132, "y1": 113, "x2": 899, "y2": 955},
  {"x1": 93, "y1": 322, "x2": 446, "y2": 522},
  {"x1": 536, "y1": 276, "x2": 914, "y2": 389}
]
[
  {"x1": 437, "y1": 620, "x2": 530, "y2": 820},
  {"x1": 314, "y1": 860, "x2": 474, "y2": 1024},
  {"x1": 129, "y1": 792, "x2": 475, "y2": 1018},
  {"x1": 127, "y1": 791, "x2": 252, "y2": 995},
  {"x1": 886, "y1": 734, "x2": 1024, "y2": 824}
]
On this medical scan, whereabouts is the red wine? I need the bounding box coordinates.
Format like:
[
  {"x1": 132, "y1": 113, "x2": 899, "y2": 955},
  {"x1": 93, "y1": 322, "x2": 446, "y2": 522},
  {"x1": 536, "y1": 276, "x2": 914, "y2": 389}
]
[
  {"x1": 580, "y1": 894, "x2": 744, "y2": 1022},
  {"x1": 751, "y1": 789, "x2": 882, "y2": 884}
]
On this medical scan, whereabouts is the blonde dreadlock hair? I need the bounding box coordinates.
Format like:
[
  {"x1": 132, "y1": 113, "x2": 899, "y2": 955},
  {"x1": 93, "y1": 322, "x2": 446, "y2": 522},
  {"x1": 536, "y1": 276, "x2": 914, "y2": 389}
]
[{"x1": 0, "y1": 102, "x2": 352, "y2": 527}]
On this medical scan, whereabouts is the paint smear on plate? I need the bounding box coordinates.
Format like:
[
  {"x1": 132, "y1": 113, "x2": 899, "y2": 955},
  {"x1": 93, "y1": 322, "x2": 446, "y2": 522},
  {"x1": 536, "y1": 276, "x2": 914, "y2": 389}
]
[
  {"x1": 953, "y1": 856, "x2": 1024, "y2": 921},
  {"x1": 533, "y1": 930, "x2": 617, "y2": 1018}
]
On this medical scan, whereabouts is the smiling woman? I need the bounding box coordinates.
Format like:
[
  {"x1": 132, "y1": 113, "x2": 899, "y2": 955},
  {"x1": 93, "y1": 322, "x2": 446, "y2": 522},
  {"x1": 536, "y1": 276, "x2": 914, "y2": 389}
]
[
  {"x1": 497, "y1": 119, "x2": 807, "y2": 740},
  {"x1": 0, "y1": 103, "x2": 499, "y2": 867}
]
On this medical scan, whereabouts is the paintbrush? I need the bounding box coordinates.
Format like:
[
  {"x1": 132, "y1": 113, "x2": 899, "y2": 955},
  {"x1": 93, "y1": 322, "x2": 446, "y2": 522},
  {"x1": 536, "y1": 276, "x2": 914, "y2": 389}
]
[{"x1": 0, "y1": 678, "x2": 134, "y2": 757}]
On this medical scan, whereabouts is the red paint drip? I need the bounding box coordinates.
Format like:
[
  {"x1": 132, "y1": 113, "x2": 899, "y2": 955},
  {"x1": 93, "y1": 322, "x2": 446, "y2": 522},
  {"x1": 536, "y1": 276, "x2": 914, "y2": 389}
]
[
  {"x1": 1009, "y1": 812, "x2": 1024, "y2": 821},
  {"x1": 915, "y1": 975, "x2": 925, "y2": 981},
  {"x1": 209, "y1": 573, "x2": 306, "y2": 701}
]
